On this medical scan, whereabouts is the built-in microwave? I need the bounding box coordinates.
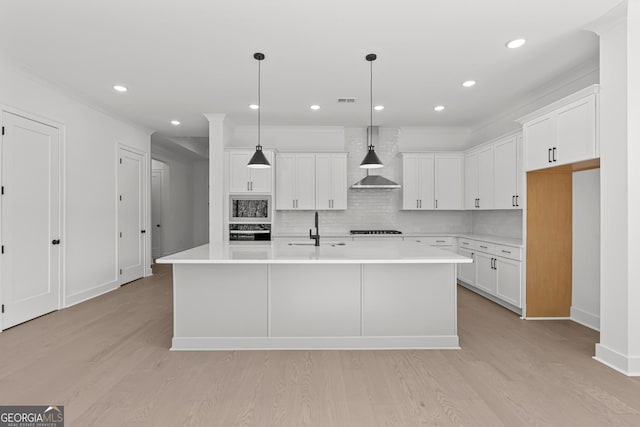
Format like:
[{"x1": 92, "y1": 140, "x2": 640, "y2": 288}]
[{"x1": 229, "y1": 195, "x2": 271, "y2": 223}]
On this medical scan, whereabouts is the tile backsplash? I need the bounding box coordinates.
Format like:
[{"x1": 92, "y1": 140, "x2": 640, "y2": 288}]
[{"x1": 471, "y1": 210, "x2": 523, "y2": 239}]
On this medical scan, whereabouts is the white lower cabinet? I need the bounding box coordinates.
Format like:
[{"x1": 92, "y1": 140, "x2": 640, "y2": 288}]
[
  {"x1": 457, "y1": 238, "x2": 522, "y2": 312},
  {"x1": 457, "y1": 248, "x2": 476, "y2": 285},
  {"x1": 496, "y1": 257, "x2": 522, "y2": 307},
  {"x1": 475, "y1": 252, "x2": 497, "y2": 294}
]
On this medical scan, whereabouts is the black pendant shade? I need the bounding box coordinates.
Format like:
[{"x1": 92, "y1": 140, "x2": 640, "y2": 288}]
[
  {"x1": 248, "y1": 145, "x2": 270, "y2": 168},
  {"x1": 248, "y1": 52, "x2": 271, "y2": 168},
  {"x1": 360, "y1": 145, "x2": 384, "y2": 169},
  {"x1": 360, "y1": 53, "x2": 383, "y2": 169}
]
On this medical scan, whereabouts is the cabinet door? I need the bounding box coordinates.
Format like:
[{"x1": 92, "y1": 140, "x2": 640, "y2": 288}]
[
  {"x1": 477, "y1": 146, "x2": 494, "y2": 209},
  {"x1": 556, "y1": 95, "x2": 596, "y2": 166},
  {"x1": 493, "y1": 136, "x2": 518, "y2": 209},
  {"x1": 458, "y1": 248, "x2": 476, "y2": 285},
  {"x1": 496, "y1": 257, "x2": 522, "y2": 308},
  {"x1": 249, "y1": 151, "x2": 273, "y2": 193},
  {"x1": 402, "y1": 155, "x2": 421, "y2": 209},
  {"x1": 330, "y1": 154, "x2": 348, "y2": 210},
  {"x1": 417, "y1": 155, "x2": 435, "y2": 209},
  {"x1": 464, "y1": 153, "x2": 478, "y2": 209},
  {"x1": 315, "y1": 154, "x2": 331, "y2": 210},
  {"x1": 524, "y1": 115, "x2": 555, "y2": 171},
  {"x1": 275, "y1": 155, "x2": 296, "y2": 209},
  {"x1": 229, "y1": 152, "x2": 250, "y2": 193},
  {"x1": 475, "y1": 252, "x2": 497, "y2": 294},
  {"x1": 294, "y1": 154, "x2": 316, "y2": 210},
  {"x1": 435, "y1": 154, "x2": 463, "y2": 210}
]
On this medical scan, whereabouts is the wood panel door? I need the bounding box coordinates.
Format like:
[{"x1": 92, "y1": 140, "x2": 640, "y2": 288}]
[
  {"x1": 119, "y1": 147, "x2": 145, "y2": 285},
  {"x1": 1, "y1": 112, "x2": 61, "y2": 329}
]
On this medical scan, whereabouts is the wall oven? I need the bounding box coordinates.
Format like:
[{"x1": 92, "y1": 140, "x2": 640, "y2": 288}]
[
  {"x1": 229, "y1": 224, "x2": 271, "y2": 242},
  {"x1": 230, "y1": 195, "x2": 271, "y2": 223}
]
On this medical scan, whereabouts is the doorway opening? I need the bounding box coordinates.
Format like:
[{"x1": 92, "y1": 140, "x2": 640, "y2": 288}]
[{"x1": 151, "y1": 159, "x2": 169, "y2": 259}]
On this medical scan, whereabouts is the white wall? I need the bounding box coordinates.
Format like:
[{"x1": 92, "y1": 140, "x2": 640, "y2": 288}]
[
  {"x1": 571, "y1": 169, "x2": 601, "y2": 330},
  {"x1": 151, "y1": 144, "x2": 206, "y2": 255},
  {"x1": 232, "y1": 126, "x2": 345, "y2": 151},
  {"x1": 0, "y1": 57, "x2": 152, "y2": 308},
  {"x1": 192, "y1": 160, "x2": 209, "y2": 246}
]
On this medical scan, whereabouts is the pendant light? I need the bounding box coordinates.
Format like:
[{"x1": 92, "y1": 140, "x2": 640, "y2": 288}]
[
  {"x1": 248, "y1": 52, "x2": 271, "y2": 168},
  {"x1": 360, "y1": 53, "x2": 383, "y2": 169}
]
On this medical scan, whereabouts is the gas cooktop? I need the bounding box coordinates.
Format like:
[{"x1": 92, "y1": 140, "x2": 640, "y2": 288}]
[{"x1": 350, "y1": 230, "x2": 402, "y2": 235}]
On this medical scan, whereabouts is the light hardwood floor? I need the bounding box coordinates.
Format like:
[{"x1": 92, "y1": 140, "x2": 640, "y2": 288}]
[{"x1": 1, "y1": 264, "x2": 639, "y2": 426}]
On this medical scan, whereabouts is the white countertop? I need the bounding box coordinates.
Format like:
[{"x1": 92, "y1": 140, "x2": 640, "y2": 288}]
[
  {"x1": 272, "y1": 232, "x2": 523, "y2": 247},
  {"x1": 157, "y1": 240, "x2": 473, "y2": 265}
]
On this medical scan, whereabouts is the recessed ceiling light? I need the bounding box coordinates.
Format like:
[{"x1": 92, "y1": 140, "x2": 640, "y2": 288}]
[
  {"x1": 462, "y1": 80, "x2": 476, "y2": 88},
  {"x1": 113, "y1": 85, "x2": 128, "y2": 92},
  {"x1": 434, "y1": 105, "x2": 445, "y2": 112},
  {"x1": 374, "y1": 105, "x2": 384, "y2": 111},
  {"x1": 506, "y1": 38, "x2": 526, "y2": 49},
  {"x1": 249, "y1": 104, "x2": 259, "y2": 110},
  {"x1": 170, "y1": 120, "x2": 181, "y2": 126},
  {"x1": 310, "y1": 105, "x2": 320, "y2": 110}
]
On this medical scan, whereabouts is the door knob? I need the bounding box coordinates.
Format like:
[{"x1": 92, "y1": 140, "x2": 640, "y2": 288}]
[
  {"x1": 156, "y1": 224, "x2": 161, "y2": 227},
  {"x1": 141, "y1": 230, "x2": 146, "y2": 234},
  {"x1": 52, "y1": 239, "x2": 60, "y2": 245}
]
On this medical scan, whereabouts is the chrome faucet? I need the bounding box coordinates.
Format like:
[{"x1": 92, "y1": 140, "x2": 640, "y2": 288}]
[{"x1": 309, "y1": 211, "x2": 320, "y2": 246}]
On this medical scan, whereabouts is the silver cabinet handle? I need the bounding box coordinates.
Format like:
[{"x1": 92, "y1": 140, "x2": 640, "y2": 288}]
[
  {"x1": 416, "y1": 200, "x2": 419, "y2": 208},
  {"x1": 435, "y1": 199, "x2": 438, "y2": 209},
  {"x1": 436, "y1": 240, "x2": 445, "y2": 243},
  {"x1": 480, "y1": 245, "x2": 488, "y2": 249},
  {"x1": 501, "y1": 250, "x2": 511, "y2": 254},
  {"x1": 420, "y1": 200, "x2": 422, "y2": 208},
  {"x1": 248, "y1": 181, "x2": 250, "y2": 191},
  {"x1": 462, "y1": 242, "x2": 469, "y2": 245}
]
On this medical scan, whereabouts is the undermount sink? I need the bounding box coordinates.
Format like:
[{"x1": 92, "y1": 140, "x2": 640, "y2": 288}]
[{"x1": 288, "y1": 242, "x2": 346, "y2": 247}]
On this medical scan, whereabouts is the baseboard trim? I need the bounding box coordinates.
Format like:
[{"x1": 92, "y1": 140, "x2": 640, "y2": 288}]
[
  {"x1": 65, "y1": 280, "x2": 119, "y2": 307},
  {"x1": 570, "y1": 306, "x2": 600, "y2": 331},
  {"x1": 523, "y1": 317, "x2": 571, "y2": 320},
  {"x1": 594, "y1": 344, "x2": 640, "y2": 376},
  {"x1": 171, "y1": 335, "x2": 460, "y2": 351}
]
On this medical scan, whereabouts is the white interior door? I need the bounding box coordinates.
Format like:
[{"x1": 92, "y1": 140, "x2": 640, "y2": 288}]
[
  {"x1": 1, "y1": 112, "x2": 60, "y2": 329},
  {"x1": 151, "y1": 169, "x2": 163, "y2": 258},
  {"x1": 119, "y1": 147, "x2": 145, "y2": 285}
]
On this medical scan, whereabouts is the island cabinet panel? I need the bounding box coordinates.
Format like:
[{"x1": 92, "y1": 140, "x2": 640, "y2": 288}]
[
  {"x1": 270, "y1": 265, "x2": 361, "y2": 337},
  {"x1": 457, "y1": 248, "x2": 476, "y2": 285},
  {"x1": 173, "y1": 264, "x2": 268, "y2": 337},
  {"x1": 362, "y1": 264, "x2": 455, "y2": 336}
]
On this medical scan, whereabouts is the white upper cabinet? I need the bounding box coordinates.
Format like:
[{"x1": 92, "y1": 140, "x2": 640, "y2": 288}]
[
  {"x1": 493, "y1": 134, "x2": 522, "y2": 209},
  {"x1": 464, "y1": 152, "x2": 478, "y2": 209},
  {"x1": 465, "y1": 146, "x2": 494, "y2": 210},
  {"x1": 276, "y1": 154, "x2": 316, "y2": 210},
  {"x1": 229, "y1": 150, "x2": 273, "y2": 193},
  {"x1": 521, "y1": 86, "x2": 598, "y2": 172},
  {"x1": 402, "y1": 154, "x2": 435, "y2": 210},
  {"x1": 434, "y1": 154, "x2": 464, "y2": 210},
  {"x1": 315, "y1": 153, "x2": 347, "y2": 210}
]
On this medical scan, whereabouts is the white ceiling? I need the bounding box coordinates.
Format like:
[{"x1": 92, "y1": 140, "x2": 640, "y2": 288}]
[{"x1": 0, "y1": 0, "x2": 621, "y2": 137}]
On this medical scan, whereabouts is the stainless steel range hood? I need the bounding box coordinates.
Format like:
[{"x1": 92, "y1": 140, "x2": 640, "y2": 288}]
[
  {"x1": 351, "y1": 172, "x2": 401, "y2": 189},
  {"x1": 351, "y1": 126, "x2": 401, "y2": 189}
]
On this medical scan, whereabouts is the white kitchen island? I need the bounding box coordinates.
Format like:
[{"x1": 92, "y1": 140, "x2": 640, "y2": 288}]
[{"x1": 157, "y1": 240, "x2": 472, "y2": 351}]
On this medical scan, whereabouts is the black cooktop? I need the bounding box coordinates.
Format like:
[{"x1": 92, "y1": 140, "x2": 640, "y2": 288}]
[{"x1": 350, "y1": 230, "x2": 402, "y2": 235}]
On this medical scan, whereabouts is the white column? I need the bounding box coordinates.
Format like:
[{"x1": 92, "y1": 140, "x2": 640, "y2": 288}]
[
  {"x1": 591, "y1": 0, "x2": 640, "y2": 376},
  {"x1": 204, "y1": 113, "x2": 227, "y2": 244}
]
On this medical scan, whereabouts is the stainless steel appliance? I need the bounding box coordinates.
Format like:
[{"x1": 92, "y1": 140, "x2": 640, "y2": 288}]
[
  {"x1": 229, "y1": 224, "x2": 271, "y2": 241},
  {"x1": 230, "y1": 195, "x2": 271, "y2": 222},
  {"x1": 350, "y1": 230, "x2": 402, "y2": 235}
]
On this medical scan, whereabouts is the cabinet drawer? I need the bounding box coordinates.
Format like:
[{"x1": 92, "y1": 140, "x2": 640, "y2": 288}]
[
  {"x1": 475, "y1": 242, "x2": 496, "y2": 254},
  {"x1": 495, "y1": 244, "x2": 522, "y2": 261},
  {"x1": 411, "y1": 236, "x2": 453, "y2": 246},
  {"x1": 458, "y1": 238, "x2": 476, "y2": 250}
]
